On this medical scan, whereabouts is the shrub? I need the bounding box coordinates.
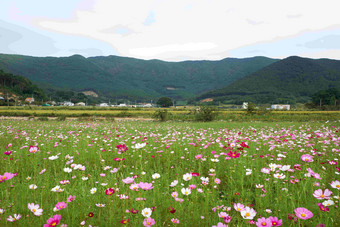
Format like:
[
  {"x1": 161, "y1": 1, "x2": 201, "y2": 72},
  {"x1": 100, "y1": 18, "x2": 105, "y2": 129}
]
[
  {"x1": 153, "y1": 109, "x2": 169, "y2": 122},
  {"x1": 194, "y1": 106, "x2": 217, "y2": 122}
]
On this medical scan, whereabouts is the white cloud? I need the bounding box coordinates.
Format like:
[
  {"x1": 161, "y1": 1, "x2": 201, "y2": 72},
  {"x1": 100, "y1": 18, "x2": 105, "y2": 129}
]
[{"x1": 1, "y1": 0, "x2": 340, "y2": 60}]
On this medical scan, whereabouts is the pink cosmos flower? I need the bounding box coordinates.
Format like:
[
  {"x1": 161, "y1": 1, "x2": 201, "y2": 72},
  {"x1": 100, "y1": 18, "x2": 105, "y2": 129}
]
[
  {"x1": 130, "y1": 183, "x2": 139, "y2": 191},
  {"x1": 171, "y1": 218, "x2": 180, "y2": 224},
  {"x1": 255, "y1": 217, "x2": 272, "y2": 227},
  {"x1": 67, "y1": 195, "x2": 76, "y2": 202},
  {"x1": 138, "y1": 182, "x2": 154, "y2": 190},
  {"x1": 212, "y1": 222, "x2": 228, "y2": 227},
  {"x1": 294, "y1": 207, "x2": 313, "y2": 220},
  {"x1": 143, "y1": 217, "x2": 155, "y2": 227},
  {"x1": 189, "y1": 184, "x2": 196, "y2": 189},
  {"x1": 195, "y1": 154, "x2": 202, "y2": 159},
  {"x1": 234, "y1": 203, "x2": 245, "y2": 212},
  {"x1": 218, "y1": 212, "x2": 229, "y2": 219},
  {"x1": 122, "y1": 177, "x2": 135, "y2": 184},
  {"x1": 7, "y1": 214, "x2": 21, "y2": 222},
  {"x1": 55, "y1": 202, "x2": 67, "y2": 210},
  {"x1": 313, "y1": 189, "x2": 332, "y2": 200},
  {"x1": 29, "y1": 146, "x2": 39, "y2": 153},
  {"x1": 301, "y1": 154, "x2": 313, "y2": 162},
  {"x1": 215, "y1": 178, "x2": 221, "y2": 184},
  {"x1": 0, "y1": 172, "x2": 17, "y2": 183},
  {"x1": 44, "y1": 214, "x2": 61, "y2": 227},
  {"x1": 268, "y1": 216, "x2": 282, "y2": 226}
]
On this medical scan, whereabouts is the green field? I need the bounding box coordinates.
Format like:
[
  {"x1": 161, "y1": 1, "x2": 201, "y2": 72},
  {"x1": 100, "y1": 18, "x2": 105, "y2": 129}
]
[{"x1": 1, "y1": 119, "x2": 340, "y2": 226}]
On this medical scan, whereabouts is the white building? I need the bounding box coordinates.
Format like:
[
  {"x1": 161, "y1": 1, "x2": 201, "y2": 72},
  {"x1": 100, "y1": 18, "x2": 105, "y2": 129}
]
[
  {"x1": 63, "y1": 101, "x2": 74, "y2": 106},
  {"x1": 99, "y1": 103, "x2": 109, "y2": 107},
  {"x1": 271, "y1": 104, "x2": 290, "y2": 110},
  {"x1": 242, "y1": 102, "x2": 248, "y2": 109}
]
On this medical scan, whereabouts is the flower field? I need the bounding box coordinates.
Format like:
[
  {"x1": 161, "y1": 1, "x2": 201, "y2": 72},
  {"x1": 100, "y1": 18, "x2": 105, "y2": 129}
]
[{"x1": 0, "y1": 121, "x2": 340, "y2": 226}]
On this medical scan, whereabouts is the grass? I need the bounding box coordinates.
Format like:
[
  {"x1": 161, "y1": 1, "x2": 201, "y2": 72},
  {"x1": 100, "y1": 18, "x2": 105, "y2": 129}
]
[{"x1": 0, "y1": 120, "x2": 340, "y2": 226}]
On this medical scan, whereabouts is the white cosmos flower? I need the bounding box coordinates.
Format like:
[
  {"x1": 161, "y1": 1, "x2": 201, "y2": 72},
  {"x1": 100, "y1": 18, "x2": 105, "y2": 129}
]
[
  {"x1": 181, "y1": 188, "x2": 191, "y2": 196},
  {"x1": 183, "y1": 173, "x2": 192, "y2": 181},
  {"x1": 133, "y1": 143, "x2": 146, "y2": 149},
  {"x1": 152, "y1": 173, "x2": 161, "y2": 179},
  {"x1": 29, "y1": 184, "x2": 37, "y2": 190},
  {"x1": 141, "y1": 208, "x2": 152, "y2": 217},
  {"x1": 51, "y1": 185, "x2": 64, "y2": 192},
  {"x1": 82, "y1": 177, "x2": 88, "y2": 181},
  {"x1": 279, "y1": 165, "x2": 291, "y2": 171},
  {"x1": 48, "y1": 155, "x2": 59, "y2": 160},
  {"x1": 170, "y1": 180, "x2": 178, "y2": 187},
  {"x1": 63, "y1": 167, "x2": 72, "y2": 173},
  {"x1": 322, "y1": 199, "x2": 334, "y2": 206},
  {"x1": 90, "y1": 188, "x2": 97, "y2": 194},
  {"x1": 273, "y1": 173, "x2": 286, "y2": 179}
]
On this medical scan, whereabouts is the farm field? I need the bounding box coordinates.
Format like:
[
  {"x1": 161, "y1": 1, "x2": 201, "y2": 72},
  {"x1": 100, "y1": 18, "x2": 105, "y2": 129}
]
[{"x1": 1, "y1": 120, "x2": 340, "y2": 226}]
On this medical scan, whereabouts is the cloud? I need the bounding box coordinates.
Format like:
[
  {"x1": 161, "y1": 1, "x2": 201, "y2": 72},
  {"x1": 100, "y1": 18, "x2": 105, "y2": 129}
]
[
  {"x1": 304, "y1": 35, "x2": 340, "y2": 49},
  {"x1": 1, "y1": 0, "x2": 340, "y2": 60}
]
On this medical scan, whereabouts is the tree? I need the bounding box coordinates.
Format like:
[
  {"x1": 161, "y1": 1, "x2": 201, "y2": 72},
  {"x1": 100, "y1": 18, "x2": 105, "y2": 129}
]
[{"x1": 156, "y1": 97, "x2": 173, "y2": 107}]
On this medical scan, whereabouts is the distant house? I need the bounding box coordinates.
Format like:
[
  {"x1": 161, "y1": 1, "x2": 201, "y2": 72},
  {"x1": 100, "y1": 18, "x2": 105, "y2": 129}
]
[
  {"x1": 0, "y1": 96, "x2": 4, "y2": 100},
  {"x1": 75, "y1": 102, "x2": 86, "y2": 106},
  {"x1": 242, "y1": 102, "x2": 248, "y2": 109},
  {"x1": 25, "y1": 97, "x2": 35, "y2": 103},
  {"x1": 118, "y1": 103, "x2": 127, "y2": 107},
  {"x1": 99, "y1": 103, "x2": 109, "y2": 107},
  {"x1": 271, "y1": 104, "x2": 290, "y2": 110},
  {"x1": 63, "y1": 101, "x2": 74, "y2": 106}
]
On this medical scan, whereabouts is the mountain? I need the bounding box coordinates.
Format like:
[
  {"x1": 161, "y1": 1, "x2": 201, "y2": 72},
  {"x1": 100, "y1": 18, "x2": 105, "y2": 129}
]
[
  {"x1": 0, "y1": 54, "x2": 277, "y2": 101},
  {"x1": 197, "y1": 56, "x2": 340, "y2": 104},
  {"x1": 0, "y1": 69, "x2": 46, "y2": 102}
]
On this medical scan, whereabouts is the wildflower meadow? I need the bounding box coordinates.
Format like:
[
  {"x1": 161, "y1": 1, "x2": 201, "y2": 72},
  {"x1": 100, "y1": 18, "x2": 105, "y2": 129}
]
[{"x1": 0, "y1": 120, "x2": 339, "y2": 226}]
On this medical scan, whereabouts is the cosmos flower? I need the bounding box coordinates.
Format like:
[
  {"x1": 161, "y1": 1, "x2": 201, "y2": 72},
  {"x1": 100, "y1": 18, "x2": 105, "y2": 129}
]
[
  {"x1": 294, "y1": 207, "x2": 313, "y2": 220},
  {"x1": 183, "y1": 173, "x2": 192, "y2": 181},
  {"x1": 29, "y1": 146, "x2": 39, "y2": 153},
  {"x1": 330, "y1": 180, "x2": 340, "y2": 190},
  {"x1": 67, "y1": 195, "x2": 76, "y2": 202},
  {"x1": 55, "y1": 202, "x2": 67, "y2": 210},
  {"x1": 105, "y1": 188, "x2": 115, "y2": 195},
  {"x1": 143, "y1": 217, "x2": 155, "y2": 227},
  {"x1": 227, "y1": 151, "x2": 241, "y2": 158},
  {"x1": 268, "y1": 216, "x2": 282, "y2": 226},
  {"x1": 116, "y1": 144, "x2": 128, "y2": 152},
  {"x1": 90, "y1": 188, "x2": 97, "y2": 194},
  {"x1": 7, "y1": 214, "x2": 22, "y2": 222},
  {"x1": 181, "y1": 188, "x2": 191, "y2": 196},
  {"x1": 255, "y1": 217, "x2": 272, "y2": 227},
  {"x1": 138, "y1": 182, "x2": 154, "y2": 190},
  {"x1": 141, "y1": 208, "x2": 152, "y2": 218},
  {"x1": 241, "y1": 206, "x2": 257, "y2": 219},
  {"x1": 322, "y1": 199, "x2": 334, "y2": 207},
  {"x1": 44, "y1": 214, "x2": 61, "y2": 227},
  {"x1": 171, "y1": 218, "x2": 180, "y2": 224},
  {"x1": 29, "y1": 184, "x2": 38, "y2": 189},
  {"x1": 313, "y1": 189, "x2": 332, "y2": 200},
  {"x1": 0, "y1": 172, "x2": 17, "y2": 183},
  {"x1": 28, "y1": 203, "x2": 43, "y2": 216},
  {"x1": 122, "y1": 177, "x2": 134, "y2": 184},
  {"x1": 301, "y1": 154, "x2": 313, "y2": 162},
  {"x1": 152, "y1": 173, "x2": 160, "y2": 179},
  {"x1": 170, "y1": 180, "x2": 178, "y2": 187},
  {"x1": 234, "y1": 203, "x2": 245, "y2": 212}
]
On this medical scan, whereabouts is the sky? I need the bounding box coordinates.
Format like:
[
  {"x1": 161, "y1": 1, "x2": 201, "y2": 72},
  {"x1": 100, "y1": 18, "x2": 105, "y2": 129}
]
[{"x1": 1, "y1": 0, "x2": 340, "y2": 61}]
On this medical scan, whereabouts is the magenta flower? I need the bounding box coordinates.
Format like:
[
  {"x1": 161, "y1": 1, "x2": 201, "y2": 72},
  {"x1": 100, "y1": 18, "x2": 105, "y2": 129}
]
[
  {"x1": 313, "y1": 189, "x2": 332, "y2": 199},
  {"x1": 300, "y1": 154, "x2": 313, "y2": 162},
  {"x1": 256, "y1": 217, "x2": 272, "y2": 227},
  {"x1": 55, "y1": 202, "x2": 67, "y2": 210},
  {"x1": 105, "y1": 188, "x2": 115, "y2": 195},
  {"x1": 44, "y1": 214, "x2": 61, "y2": 227},
  {"x1": 268, "y1": 216, "x2": 282, "y2": 226},
  {"x1": 4, "y1": 151, "x2": 12, "y2": 155},
  {"x1": 294, "y1": 207, "x2": 313, "y2": 220},
  {"x1": 138, "y1": 182, "x2": 154, "y2": 190},
  {"x1": 317, "y1": 203, "x2": 329, "y2": 212},
  {"x1": 143, "y1": 217, "x2": 155, "y2": 227},
  {"x1": 116, "y1": 144, "x2": 128, "y2": 153},
  {"x1": 227, "y1": 151, "x2": 241, "y2": 158}
]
